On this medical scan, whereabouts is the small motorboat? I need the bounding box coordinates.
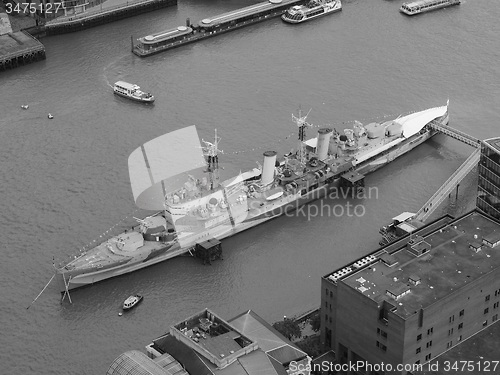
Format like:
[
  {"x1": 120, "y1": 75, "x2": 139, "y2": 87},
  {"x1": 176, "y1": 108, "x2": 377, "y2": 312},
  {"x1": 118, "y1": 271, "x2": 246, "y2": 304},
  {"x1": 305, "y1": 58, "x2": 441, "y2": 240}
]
[
  {"x1": 21, "y1": 104, "x2": 29, "y2": 109},
  {"x1": 122, "y1": 294, "x2": 143, "y2": 310},
  {"x1": 48, "y1": 113, "x2": 54, "y2": 119}
]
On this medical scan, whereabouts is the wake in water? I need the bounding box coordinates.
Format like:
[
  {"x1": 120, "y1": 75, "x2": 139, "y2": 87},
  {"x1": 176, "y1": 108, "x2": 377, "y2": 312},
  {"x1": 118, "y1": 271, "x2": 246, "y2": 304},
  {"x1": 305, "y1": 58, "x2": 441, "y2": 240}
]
[{"x1": 102, "y1": 54, "x2": 137, "y2": 90}]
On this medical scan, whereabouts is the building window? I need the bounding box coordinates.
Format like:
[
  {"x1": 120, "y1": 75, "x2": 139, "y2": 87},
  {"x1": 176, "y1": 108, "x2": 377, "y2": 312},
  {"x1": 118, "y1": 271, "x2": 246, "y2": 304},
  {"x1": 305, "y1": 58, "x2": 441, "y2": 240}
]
[
  {"x1": 329, "y1": 316, "x2": 332, "y2": 323},
  {"x1": 483, "y1": 320, "x2": 488, "y2": 327},
  {"x1": 458, "y1": 323, "x2": 463, "y2": 330},
  {"x1": 486, "y1": 295, "x2": 491, "y2": 302},
  {"x1": 427, "y1": 327, "x2": 433, "y2": 335},
  {"x1": 376, "y1": 341, "x2": 387, "y2": 352},
  {"x1": 325, "y1": 314, "x2": 328, "y2": 322},
  {"x1": 416, "y1": 347, "x2": 421, "y2": 354},
  {"x1": 425, "y1": 353, "x2": 432, "y2": 361},
  {"x1": 415, "y1": 360, "x2": 420, "y2": 365},
  {"x1": 377, "y1": 328, "x2": 388, "y2": 339},
  {"x1": 426, "y1": 340, "x2": 432, "y2": 348},
  {"x1": 459, "y1": 309, "x2": 465, "y2": 317},
  {"x1": 485, "y1": 308, "x2": 489, "y2": 315},
  {"x1": 458, "y1": 335, "x2": 462, "y2": 342},
  {"x1": 417, "y1": 333, "x2": 422, "y2": 341},
  {"x1": 448, "y1": 328, "x2": 453, "y2": 336},
  {"x1": 449, "y1": 315, "x2": 454, "y2": 323},
  {"x1": 326, "y1": 288, "x2": 329, "y2": 296},
  {"x1": 330, "y1": 291, "x2": 333, "y2": 298},
  {"x1": 493, "y1": 314, "x2": 498, "y2": 322},
  {"x1": 494, "y1": 302, "x2": 499, "y2": 309},
  {"x1": 325, "y1": 301, "x2": 328, "y2": 308},
  {"x1": 447, "y1": 341, "x2": 453, "y2": 349}
]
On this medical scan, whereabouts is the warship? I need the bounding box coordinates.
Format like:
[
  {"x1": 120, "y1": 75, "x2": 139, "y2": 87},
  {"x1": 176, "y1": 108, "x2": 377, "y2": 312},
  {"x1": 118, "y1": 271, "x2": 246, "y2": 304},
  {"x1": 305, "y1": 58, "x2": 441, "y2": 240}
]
[{"x1": 56, "y1": 102, "x2": 449, "y2": 293}]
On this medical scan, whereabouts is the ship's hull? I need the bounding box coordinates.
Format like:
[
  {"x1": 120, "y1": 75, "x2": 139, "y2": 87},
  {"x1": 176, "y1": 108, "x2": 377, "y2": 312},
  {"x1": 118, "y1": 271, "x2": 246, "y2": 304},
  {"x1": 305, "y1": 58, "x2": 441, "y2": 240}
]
[
  {"x1": 56, "y1": 119, "x2": 444, "y2": 292},
  {"x1": 113, "y1": 91, "x2": 155, "y2": 103}
]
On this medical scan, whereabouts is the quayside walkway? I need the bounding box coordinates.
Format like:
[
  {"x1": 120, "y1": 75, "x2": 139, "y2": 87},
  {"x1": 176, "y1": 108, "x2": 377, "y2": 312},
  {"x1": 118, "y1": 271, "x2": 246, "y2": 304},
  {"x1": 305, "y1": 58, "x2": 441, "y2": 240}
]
[
  {"x1": 414, "y1": 147, "x2": 480, "y2": 222},
  {"x1": 411, "y1": 120, "x2": 482, "y2": 222}
]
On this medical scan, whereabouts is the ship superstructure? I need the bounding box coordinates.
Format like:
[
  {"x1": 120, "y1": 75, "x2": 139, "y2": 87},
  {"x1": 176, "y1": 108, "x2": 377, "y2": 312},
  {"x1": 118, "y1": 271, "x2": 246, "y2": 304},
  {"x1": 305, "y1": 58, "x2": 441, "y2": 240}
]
[{"x1": 56, "y1": 103, "x2": 450, "y2": 293}]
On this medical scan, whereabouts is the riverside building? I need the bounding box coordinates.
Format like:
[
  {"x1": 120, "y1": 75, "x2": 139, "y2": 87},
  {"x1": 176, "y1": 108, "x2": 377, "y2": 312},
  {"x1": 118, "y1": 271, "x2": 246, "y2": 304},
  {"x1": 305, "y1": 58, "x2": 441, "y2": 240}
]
[
  {"x1": 320, "y1": 209, "x2": 500, "y2": 374},
  {"x1": 477, "y1": 137, "x2": 500, "y2": 220},
  {"x1": 107, "y1": 309, "x2": 311, "y2": 375}
]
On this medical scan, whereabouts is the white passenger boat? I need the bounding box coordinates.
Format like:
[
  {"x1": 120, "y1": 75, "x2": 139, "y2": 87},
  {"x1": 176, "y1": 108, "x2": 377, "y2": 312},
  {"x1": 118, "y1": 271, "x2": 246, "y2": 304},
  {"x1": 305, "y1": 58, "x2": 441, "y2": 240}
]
[
  {"x1": 400, "y1": 0, "x2": 460, "y2": 16},
  {"x1": 281, "y1": 0, "x2": 341, "y2": 24},
  {"x1": 113, "y1": 81, "x2": 155, "y2": 103}
]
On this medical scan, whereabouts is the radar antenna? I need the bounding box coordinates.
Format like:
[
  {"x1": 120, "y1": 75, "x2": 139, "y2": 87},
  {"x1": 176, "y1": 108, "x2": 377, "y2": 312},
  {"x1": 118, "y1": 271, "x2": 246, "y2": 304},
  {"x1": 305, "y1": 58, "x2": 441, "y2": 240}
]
[
  {"x1": 292, "y1": 107, "x2": 313, "y2": 167},
  {"x1": 201, "y1": 129, "x2": 223, "y2": 190}
]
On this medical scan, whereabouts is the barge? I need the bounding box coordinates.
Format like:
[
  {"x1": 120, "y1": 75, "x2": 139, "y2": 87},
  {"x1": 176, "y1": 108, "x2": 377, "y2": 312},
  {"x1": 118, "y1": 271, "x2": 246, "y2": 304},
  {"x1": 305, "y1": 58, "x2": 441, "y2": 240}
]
[
  {"x1": 132, "y1": 0, "x2": 305, "y2": 57},
  {"x1": 400, "y1": 0, "x2": 460, "y2": 16}
]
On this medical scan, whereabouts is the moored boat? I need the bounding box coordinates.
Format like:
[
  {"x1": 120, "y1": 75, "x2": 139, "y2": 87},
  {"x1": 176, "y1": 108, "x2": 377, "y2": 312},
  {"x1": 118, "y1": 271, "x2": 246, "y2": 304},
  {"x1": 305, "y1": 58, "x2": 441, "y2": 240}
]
[
  {"x1": 113, "y1": 81, "x2": 155, "y2": 103},
  {"x1": 400, "y1": 0, "x2": 460, "y2": 16},
  {"x1": 55, "y1": 102, "x2": 450, "y2": 293},
  {"x1": 281, "y1": 0, "x2": 342, "y2": 24}
]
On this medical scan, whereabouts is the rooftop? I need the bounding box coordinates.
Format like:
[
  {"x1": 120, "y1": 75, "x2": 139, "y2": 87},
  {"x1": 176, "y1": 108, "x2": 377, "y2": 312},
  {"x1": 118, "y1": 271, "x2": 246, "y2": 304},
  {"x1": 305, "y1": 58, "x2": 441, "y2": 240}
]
[
  {"x1": 324, "y1": 210, "x2": 500, "y2": 318},
  {"x1": 146, "y1": 309, "x2": 310, "y2": 375},
  {"x1": 198, "y1": 0, "x2": 301, "y2": 28},
  {"x1": 484, "y1": 137, "x2": 500, "y2": 153}
]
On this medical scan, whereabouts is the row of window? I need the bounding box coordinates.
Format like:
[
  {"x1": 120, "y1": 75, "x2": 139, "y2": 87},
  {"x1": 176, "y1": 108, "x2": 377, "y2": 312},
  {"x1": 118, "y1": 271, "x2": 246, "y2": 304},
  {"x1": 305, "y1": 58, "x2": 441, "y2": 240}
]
[{"x1": 479, "y1": 164, "x2": 500, "y2": 190}]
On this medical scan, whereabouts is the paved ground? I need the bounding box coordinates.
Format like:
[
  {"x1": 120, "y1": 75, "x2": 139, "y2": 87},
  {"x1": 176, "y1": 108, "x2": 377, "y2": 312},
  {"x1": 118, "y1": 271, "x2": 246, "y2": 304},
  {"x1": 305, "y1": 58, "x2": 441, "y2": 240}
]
[{"x1": 45, "y1": 0, "x2": 153, "y2": 24}]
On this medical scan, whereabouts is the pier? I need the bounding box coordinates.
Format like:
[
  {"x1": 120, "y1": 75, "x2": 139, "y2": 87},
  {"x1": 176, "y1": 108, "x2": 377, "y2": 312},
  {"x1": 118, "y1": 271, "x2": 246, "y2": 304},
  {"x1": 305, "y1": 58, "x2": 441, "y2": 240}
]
[
  {"x1": 0, "y1": 30, "x2": 45, "y2": 71},
  {"x1": 133, "y1": 0, "x2": 304, "y2": 57},
  {"x1": 44, "y1": 0, "x2": 177, "y2": 35}
]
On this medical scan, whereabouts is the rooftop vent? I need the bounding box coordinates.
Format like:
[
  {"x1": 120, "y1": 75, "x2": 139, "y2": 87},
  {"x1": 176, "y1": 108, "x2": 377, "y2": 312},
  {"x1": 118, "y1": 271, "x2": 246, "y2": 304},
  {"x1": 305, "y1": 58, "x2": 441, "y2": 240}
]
[
  {"x1": 409, "y1": 275, "x2": 421, "y2": 286},
  {"x1": 469, "y1": 241, "x2": 482, "y2": 253}
]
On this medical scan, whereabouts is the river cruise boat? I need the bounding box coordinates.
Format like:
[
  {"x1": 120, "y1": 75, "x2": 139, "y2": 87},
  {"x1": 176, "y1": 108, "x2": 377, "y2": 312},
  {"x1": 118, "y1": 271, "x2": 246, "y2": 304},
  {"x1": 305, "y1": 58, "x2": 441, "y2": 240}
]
[
  {"x1": 400, "y1": 0, "x2": 460, "y2": 16},
  {"x1": 281, "y1": 0, "x2": 341, "y2": 24},
  {"x1": 113, "y1": 81, "x2": 155, "y2": 103}
]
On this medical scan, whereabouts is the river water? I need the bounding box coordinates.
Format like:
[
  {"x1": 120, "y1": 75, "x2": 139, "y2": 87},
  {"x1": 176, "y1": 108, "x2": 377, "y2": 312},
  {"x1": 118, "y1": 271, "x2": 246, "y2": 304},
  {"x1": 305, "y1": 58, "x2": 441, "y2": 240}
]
[{"x1": 1, "y1": 0, "x2": 499, "y2": 373}]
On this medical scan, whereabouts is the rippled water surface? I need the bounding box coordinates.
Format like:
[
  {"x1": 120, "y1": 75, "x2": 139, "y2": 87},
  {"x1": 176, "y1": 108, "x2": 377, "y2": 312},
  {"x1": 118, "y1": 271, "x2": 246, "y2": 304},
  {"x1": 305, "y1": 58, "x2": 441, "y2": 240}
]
[{"x1": 1, "y1": 0, "x2": 499, "y2": 373}]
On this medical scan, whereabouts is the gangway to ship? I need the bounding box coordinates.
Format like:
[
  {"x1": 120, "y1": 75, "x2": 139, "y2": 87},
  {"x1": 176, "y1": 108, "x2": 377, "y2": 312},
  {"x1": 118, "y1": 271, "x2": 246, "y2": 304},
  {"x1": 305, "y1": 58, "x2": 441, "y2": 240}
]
[
  {"x1": 414, "y1": 147, "x2": 481, "y2": 222},
  {"x1": 428, "y1": 120, "x2": 481, "y2": 148}
]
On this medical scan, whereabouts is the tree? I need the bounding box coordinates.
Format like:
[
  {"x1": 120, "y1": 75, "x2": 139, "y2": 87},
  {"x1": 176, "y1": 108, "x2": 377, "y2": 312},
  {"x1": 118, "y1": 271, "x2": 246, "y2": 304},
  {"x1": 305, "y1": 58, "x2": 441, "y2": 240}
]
[
  {"x1": 310, "y1": 311, "x2": 321, "y2": 332},
  {"x1": 272, "y1": 318, "x2": 302, "y2": 341}
]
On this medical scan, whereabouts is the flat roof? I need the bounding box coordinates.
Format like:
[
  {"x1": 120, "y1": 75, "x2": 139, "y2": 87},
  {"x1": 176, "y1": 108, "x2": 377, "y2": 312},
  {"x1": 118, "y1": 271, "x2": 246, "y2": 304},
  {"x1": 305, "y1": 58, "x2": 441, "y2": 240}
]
[
  {"x1": 326, "y1": 210, "x2": 500, "y2": 319},
  {"x1": 198, "y1": 0, "x2": 300, "y2": 28},
  {"x1": 114, "y1": 81, "x2": 138, "y2": 90},
  {"x1": 483, "y1": 137, "x2": 500, "y2": 153},
  {"x1": 138, "y1": 26, "x2": 193, "y2": 44}
]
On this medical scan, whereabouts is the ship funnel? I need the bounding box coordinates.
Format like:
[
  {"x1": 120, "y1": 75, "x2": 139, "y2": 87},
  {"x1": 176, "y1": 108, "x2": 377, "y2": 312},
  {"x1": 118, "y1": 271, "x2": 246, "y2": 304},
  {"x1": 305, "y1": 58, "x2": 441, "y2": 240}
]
[
  {"x1": 317, "y1": 128, "x2": 332, "y2": 161},
  {"x1": 261, "y1": 151, "x2": 277, "y2": 186}
]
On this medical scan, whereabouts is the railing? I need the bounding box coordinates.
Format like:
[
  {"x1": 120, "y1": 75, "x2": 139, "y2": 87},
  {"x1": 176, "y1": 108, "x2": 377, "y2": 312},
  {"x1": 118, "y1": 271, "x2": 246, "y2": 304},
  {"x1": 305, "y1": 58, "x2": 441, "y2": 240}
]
[
  {"x1": 0, "y1": 45, "x2": 45, "y2": 63},
  {"x1": 414, "y1": 148, "x2": 480, "y2": 221},
  {"x1": 429, "y1": 120, "x2": 481, "y2": 148}
]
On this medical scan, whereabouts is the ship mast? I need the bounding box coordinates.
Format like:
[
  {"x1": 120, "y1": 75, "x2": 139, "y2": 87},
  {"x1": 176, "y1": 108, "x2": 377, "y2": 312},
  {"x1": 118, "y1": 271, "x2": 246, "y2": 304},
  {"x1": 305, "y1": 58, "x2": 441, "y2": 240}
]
[
  {"x1": 292, "y1": 107, "x2": 312, "y2": 167},
  {"x1": 201, "y1": 129, "x2": 223, "y2": 190}
]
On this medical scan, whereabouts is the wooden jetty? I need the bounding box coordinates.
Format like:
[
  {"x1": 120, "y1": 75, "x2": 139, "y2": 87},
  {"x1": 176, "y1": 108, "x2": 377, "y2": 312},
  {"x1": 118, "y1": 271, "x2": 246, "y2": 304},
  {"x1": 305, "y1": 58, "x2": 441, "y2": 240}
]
[{"x1": 0, "y1": 30, "x2": 45, "y2": 71}]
